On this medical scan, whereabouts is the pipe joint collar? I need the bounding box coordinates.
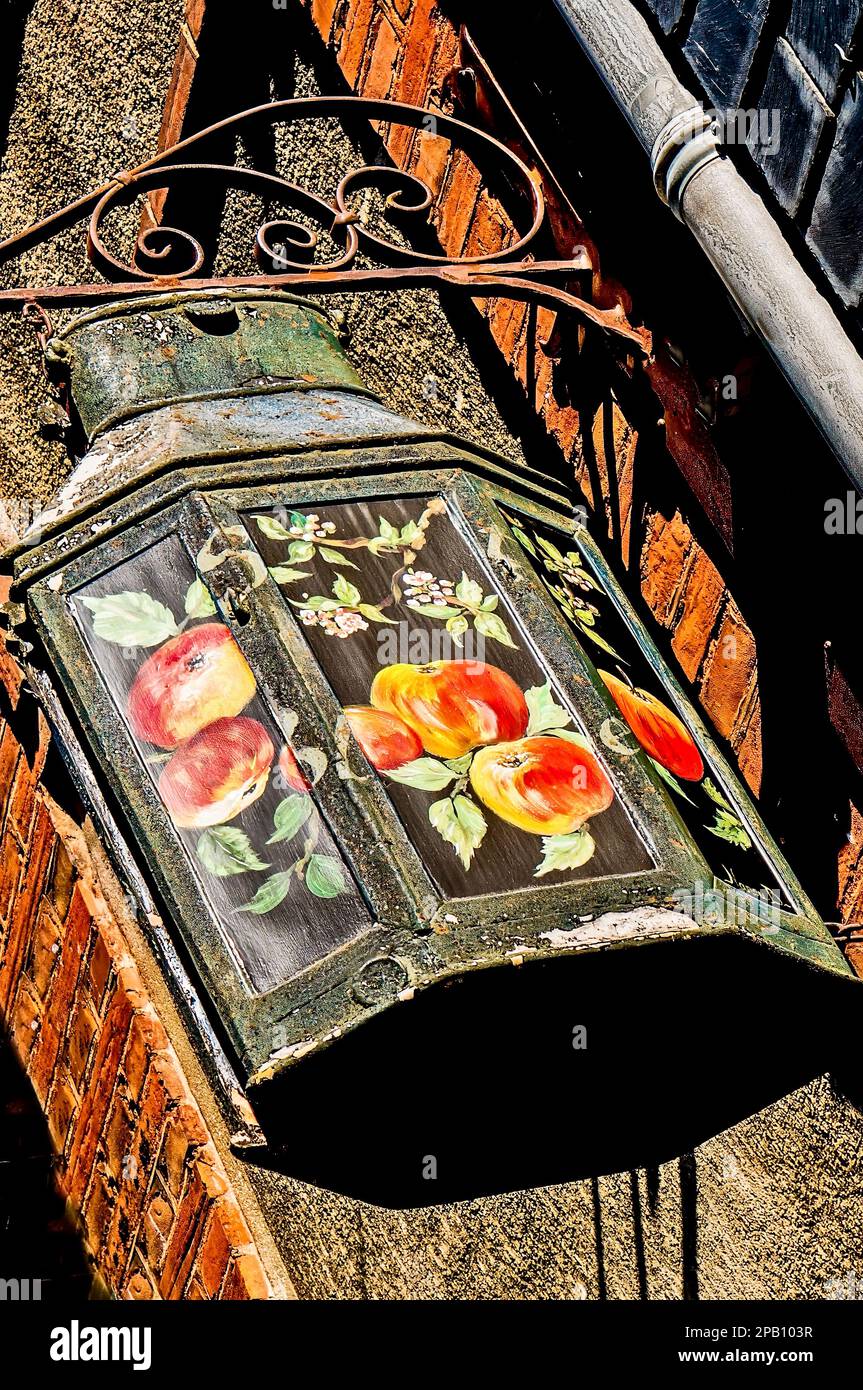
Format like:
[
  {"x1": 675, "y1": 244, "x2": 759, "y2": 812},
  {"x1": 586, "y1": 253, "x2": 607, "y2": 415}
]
[{"x1": 651, "y1": 107, "x2": 722, "y2": 220}]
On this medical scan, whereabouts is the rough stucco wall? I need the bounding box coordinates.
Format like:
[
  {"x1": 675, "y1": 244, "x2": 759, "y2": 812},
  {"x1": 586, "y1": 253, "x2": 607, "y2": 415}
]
[
  {"x1": 0, "y1": 0, "x2": 186, "y2": 512},
  {"x1": 2, "y1": 0, "x2": 863, "y2": 1303}
]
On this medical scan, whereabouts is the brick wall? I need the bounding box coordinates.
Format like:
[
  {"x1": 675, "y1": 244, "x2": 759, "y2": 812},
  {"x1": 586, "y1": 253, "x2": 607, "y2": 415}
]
[
  {"x1": 0, "y1": 634, "x2": 272, "y2": 1300},
  {"x1": 297, "y1": 0, "x2": 863, "y2": 951}
]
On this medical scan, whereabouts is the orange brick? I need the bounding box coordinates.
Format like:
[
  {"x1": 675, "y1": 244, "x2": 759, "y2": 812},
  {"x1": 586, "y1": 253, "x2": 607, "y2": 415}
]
[
  {"x1": 47, "y1": 1066, "x2": 80, "y2": 1155},
  {"x1": 489, "y1": 295, "x2": 528, "y2": 365},
  {"x1": 0, "y1": 829, "x2": 22, "y2": 925},
  {"x1": 67, "y1": 984, "x2": 135, "y2": 1207},
  {"x1": 11, "y1": 975, "x2": 41, "y2": 1060},
  {"x1": 222, "y1": 1253, "x2": 270, "y2": 1301},
  {"x1": 395, "y1": 0, "x2": 438, "y2": 102},
  {"x1": 124, "y1": 1271, "x2": 156, "y2": 1301},
  {"x1": 410, "y1": 129, "x2": 451, "y2": 198},
  {"x1": 7, "y1": 759, "x2": 36, "y2": 846},
  {"x1": 435, "y1": 152, "x2": 483, "y2": 257},
  {"x1": 195, "y1": 1210, "x2": 232, "y2": 1298},
  {"x1": 49, "y1": 839, "x2": 76, "y2": 919},
  {"x1": 732, "y1": 697, "x2": 763, "y2": 795},
  {"x1": 640, "y1": 510, "x2": 692, "y2": 627},
  {"x1": 363, "y1": 14, "x2": 399, "y2": 98},
  {"x1": 140, "y1": 1188, "x2": 175, "y2": 1274},
  {"x1": 30, "y1": 901, "x2": 62, "y2": 998},
  {"x1": 310, "y1": 0, "x2": 340, "y2": 42},
  {"x1": 670, "y1": 553, "x2": 726, "y2": 683},
  {"x1": 0, "y1": 799, "x2": 55, "y2": 1011},
  {"x1": 699, "y1": 603, "x2": 758, "y2": 742},
  {"x1": 159, "y1": 1169, "x2": 207, "y2": 1297},
  {"x1": 0, "y1": 723, "x2": 20, "y2": 823},
  {"x1": 465, "y1": 191, "x2": 509, "y2": 260},
  {"x1": 122, "y1": 1007, "x2": 170, "y2": 1103},
  {"x1": 87, "y1": 930, "x2": 113, "y2": 1011},
  {"x1": 846, "y1": 941, "x2": 863, "y2": 978},
  {"x1": 67, "y1": 998, "x2": 99, "y2": 1088},
  {"x1": 338, "y1": 0, "x2": 377, "y2": 86},
  {"x1": 82, "y1": 1170, "x2": 118, "y2": 1257},
  {"x1": 838, "y1": 804, "x2": 863, "y2": 924}
]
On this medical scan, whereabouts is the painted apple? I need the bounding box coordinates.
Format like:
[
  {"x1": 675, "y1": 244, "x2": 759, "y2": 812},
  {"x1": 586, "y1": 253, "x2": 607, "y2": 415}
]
[
  {"x1": 158, "y1": 716, "x2": 274, "y2": 829},
  {"x1": 128, "y1": 622, "x2": 256, "y2": 749},
  {"x1": 370, "y1": 660, "x2": 529, "y2": 760},
  {"x1": 277, "y1": 744, "x2": 311, "y2": 793},
  {"x1": 470, "y1": 736, "x2": 614, "y2": 835},
  {"x1": 343, "y1": 705, "x2": 423, "y2": 771},
  {"x1": 598, "y1": 670, "x2": 704, "y2": 781}
]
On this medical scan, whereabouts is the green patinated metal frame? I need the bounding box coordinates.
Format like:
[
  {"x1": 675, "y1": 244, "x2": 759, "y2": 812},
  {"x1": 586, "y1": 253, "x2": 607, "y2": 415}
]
[{"x1": 17, "y1": 432, "x2": 850, "y2": 1086}]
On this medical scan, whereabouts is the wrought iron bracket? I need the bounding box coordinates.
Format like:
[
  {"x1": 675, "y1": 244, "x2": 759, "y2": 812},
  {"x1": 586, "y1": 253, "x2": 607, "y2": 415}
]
[{"x1": 0, "y1": 95, "x2": 651, "y2": 358}]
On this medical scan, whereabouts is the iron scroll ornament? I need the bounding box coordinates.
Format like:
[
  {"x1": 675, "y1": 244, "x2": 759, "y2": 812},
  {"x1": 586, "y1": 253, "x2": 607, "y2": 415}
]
[{"x1": 0, "y1": 95, "x2": 650, "y2": 355}]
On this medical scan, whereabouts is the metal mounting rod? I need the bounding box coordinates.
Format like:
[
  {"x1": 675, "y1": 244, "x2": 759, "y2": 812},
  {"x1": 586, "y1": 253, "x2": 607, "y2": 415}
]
[{"x1": 554, "y1": 0, "x2": 863, "y2": 494}]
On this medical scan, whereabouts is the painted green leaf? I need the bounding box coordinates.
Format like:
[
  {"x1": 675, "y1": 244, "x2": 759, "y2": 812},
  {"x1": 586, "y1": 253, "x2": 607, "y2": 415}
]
[
  {"x1": 254, "y1": 514, "x2": 293, "y2": 541},
  {"x1": 385, "y1": 757, "x2": 457, "y2": 791},
  {"x1": 480, "y1": 594, "x2": 499, "y2": 612},
  {"x1": 410, "y1": 603, "x2": 463, "y2": 619},
  {"x1": 455, "y1": 572, "x2": 483, "y2": 606},
  {"x1": 525, "y1": 680, "x2": 572, "y2": 736},
  {"x1": 357, "y1": 604, "x2": 394, "y2": 624},
  {"x1": 333, "y1": 574, "x2": 362, "y2": 607},
  {"x1": 196, "y1": 826, "x2": 270, "y2": 877},
  {"x1": 443, "y1": 752, "x2": 475, "y2": 775},
  {"x1": 287, "y1": 540, "x2": 316, "y2": 563},
  {"x1": 649, "y1": 757, "x2": 697, "y2": 805},
  {"x1": 446, "y1": 614, "x2": 469, "y2": 644},
  {"x1": 184, "y1": 578, "x2": 216, "y2": 619},
  {"x1": 510, "y1": 524, "x2": 538, "y2": 557},
  {"x1": 305, "y1": 854, "x2": 347, "y2": 898},
  {"x1": 703, "y1": 777, "x2": 732, "y2": 811},
  {"x1": 429, "y1": 794, "x2": 487, "y2": 869},
  {"x1": 269, "y1": 566, "x2": 311, "y2": 584},
  {"x1": 576, "y1": 625, "x2": 624, "y2": 660},
  {"x1": 536, "y1": 535, "x2": 566, "y2": 565},
  {"x1": 474, "y1": 610, "x2": 517, "y2": 649},
  {"x1": 535, "y1": 828, "x2": 596, "y2": 878},
  {"x1": 267, "y1": 794, "x2": 313, "y2": 845},
  {"x1": 237, "y1": 871, "x2": 294, "y2": 914},
  {"x1": 707, "y1": 809, "x2": 753, "y2": 849},
  {"x1": 378, "y1": 518, "x2": 400, "y2": 542},
  {"x1": 399, "y1": 520, "x2": 422, "y2": 546},
  {"x1": 552, "y1": 729, "x2": 596, "y2": 752},
  {"x1": 319, "y1": 546, "x2": 359, "y2": 569},
  {"x1": 80, "y1": 592, "x2": 179, "y2": 647}
]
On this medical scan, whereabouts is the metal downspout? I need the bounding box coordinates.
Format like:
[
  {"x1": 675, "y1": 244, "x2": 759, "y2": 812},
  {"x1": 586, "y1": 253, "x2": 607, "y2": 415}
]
[{"x1": 554, "y1": 0, "x2": 863, "y2": 491}]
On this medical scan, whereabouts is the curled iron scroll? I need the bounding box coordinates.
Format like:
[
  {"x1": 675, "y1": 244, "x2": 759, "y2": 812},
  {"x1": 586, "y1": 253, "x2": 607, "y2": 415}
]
[{"x1": 86, "y1": 96, "x2": 543, "y2": 284}]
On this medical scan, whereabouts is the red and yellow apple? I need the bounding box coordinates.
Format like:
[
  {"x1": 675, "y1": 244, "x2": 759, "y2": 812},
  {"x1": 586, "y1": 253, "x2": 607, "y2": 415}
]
[
  {"x1": 598, "y1": 670, "x2": 704, "y2": 781},
  {"x1": 158, "y1": 715, "x2": 274, "y2": 828},
  {"x1": 370, "y1": 659, "x2": 529, "y2": 760},
  {"x1": 128, "y1": 622, "x2": 256, "y2": 749},
  {"x1": 343, "y1": 705, "x2": 423, "y2": 770},
  {"x1": 470, "y1": 736, "x2": 614, "y2": 835}
]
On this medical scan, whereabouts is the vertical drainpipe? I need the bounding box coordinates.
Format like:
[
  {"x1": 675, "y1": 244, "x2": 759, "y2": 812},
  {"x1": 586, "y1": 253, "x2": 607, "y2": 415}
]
[{"x1": 553, "y1": 0, "x2": 863, "y2": 493}]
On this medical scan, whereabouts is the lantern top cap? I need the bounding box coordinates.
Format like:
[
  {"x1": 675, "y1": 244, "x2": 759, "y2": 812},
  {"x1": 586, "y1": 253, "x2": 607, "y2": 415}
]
[{"x1": 47, "y1": 288, "x2": 369, "y2": 443}]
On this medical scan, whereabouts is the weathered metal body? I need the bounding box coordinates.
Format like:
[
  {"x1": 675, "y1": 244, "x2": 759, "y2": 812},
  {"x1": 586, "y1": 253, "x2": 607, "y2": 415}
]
[{"x1": 7, "y1": 288, "x2": 851, "y2": 1111}]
